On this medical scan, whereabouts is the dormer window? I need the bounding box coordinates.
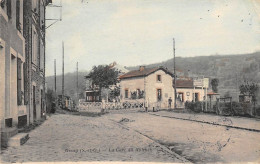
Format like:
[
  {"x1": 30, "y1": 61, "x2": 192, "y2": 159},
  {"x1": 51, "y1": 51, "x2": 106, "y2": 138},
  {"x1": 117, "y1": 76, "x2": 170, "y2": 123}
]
[{"x1": 157, "y1": 75, "x2": 161, "y2": 82}]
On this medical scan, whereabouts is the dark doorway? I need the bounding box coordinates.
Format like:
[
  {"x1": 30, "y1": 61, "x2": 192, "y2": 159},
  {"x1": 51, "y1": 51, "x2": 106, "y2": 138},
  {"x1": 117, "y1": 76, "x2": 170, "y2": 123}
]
[
  {"x1": 41, "y1": 89, "x2": 43, "y2": 117},
  {"x1": 195, "y1": 93, "x2": 199, "y2": 102},
  {"x1": 157, "y1": 89, "x2": 162, "y2": 102},
  {"x1": 33, "y1": 86, "x2": 36, "y2": 121}
]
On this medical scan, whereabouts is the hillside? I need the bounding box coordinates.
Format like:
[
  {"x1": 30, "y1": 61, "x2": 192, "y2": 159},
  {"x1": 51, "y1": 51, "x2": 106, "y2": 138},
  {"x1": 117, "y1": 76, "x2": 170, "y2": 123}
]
[
  {"x1": 46, "y1": 52, "x2": 260, "y2": 101},
  {"x1": 128, "y1": 51, "x2": 260, "y2": 99},
  {"x1": 46, "y1": 72, "x2": 88, "y2": 101}
]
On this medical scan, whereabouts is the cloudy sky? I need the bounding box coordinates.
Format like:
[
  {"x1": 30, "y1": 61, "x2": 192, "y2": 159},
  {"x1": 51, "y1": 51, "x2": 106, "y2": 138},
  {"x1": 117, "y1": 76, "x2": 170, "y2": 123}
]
[{"x1": 45, "y1": 0, "x2": 260, "y2": 76}]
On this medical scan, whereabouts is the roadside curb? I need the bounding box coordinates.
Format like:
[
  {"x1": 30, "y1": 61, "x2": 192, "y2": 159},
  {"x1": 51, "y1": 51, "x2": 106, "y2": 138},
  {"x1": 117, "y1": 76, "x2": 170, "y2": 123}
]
[
  {"x1": 149, "y1": 113, "x2": 260, "y2": 133},
  {"x1": 109, "y1": 119, "x2": 192, "y2": 163}
]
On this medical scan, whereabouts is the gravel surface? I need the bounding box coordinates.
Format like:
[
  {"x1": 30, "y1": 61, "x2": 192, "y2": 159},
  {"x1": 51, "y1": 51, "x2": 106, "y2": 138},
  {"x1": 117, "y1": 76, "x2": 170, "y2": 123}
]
[{"x1": 107, "y1": 112, "x2": 260, "y2": 163}]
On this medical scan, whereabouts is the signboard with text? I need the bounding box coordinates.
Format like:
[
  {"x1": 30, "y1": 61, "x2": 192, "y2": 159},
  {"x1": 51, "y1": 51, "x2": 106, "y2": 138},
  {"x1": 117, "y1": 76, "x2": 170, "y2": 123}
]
[{"x1": 193, "y1": 78, "x2": 209, "y2": 88}]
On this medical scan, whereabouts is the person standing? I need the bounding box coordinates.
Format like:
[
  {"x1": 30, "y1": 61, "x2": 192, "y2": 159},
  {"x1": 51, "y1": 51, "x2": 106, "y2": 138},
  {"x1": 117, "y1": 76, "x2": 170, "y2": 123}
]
[{"x1": 168, "y1": 97, "x2": 172, "y2": 109}]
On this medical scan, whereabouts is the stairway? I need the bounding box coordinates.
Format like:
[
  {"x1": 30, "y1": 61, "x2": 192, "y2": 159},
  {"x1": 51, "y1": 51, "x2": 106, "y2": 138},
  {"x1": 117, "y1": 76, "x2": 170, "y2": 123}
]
[
  {"x1": 1, "y1": 127, "x2": 29, "y2": 148},
  {"x1": 1, "y1": 127, "x2": 18, "y2": 148},
  {"x1": 8, "y1": 133, "x2": 29, "y2": 147}
]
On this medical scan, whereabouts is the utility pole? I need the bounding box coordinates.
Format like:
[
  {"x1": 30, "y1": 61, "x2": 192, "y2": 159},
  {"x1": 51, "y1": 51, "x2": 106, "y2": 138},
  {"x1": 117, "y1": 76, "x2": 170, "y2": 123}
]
[
  {"x1": 54, "y1": 59, "x2": 57, "y2": 110},
  {"x1": 62, "y1": 41, "x2": 64, "y2": 108},
  {"x1": 54, "y1": 59, "x2": 57, "y2": 94},
  {"x1": 173, "y1": 38, "x2": 177, "y2": 109},
  {"x1": 76, "y1": 62, "x2": 79, "y2": 105}
]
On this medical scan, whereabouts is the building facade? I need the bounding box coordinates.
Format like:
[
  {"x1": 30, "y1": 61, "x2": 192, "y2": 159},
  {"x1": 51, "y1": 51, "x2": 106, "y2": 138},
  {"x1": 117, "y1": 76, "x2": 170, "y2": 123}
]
[
  {"x1": 23, "y1": 0, "x2": 51, "y2": 123},
  {"x1": 0, "y1": 0, "x2": 51, "y2": 146},
  {"x1": 173, "y1": 79, "x2": 207, "y2": 108},
  {"x1": 119, "y1": 67, "x2": 207, "y2": 109},
  {"x1": 119, "y1": 66, "x2": 175, "y2": 109},
  {"x1": 0, "y1": 0, "x2": 27, "y2": 129}
]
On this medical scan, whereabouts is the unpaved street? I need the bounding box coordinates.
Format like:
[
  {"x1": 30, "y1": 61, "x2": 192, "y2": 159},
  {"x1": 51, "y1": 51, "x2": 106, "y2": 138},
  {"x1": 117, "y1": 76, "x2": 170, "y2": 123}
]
[
  {"x1": 0, "y1": 113, "x2": 183, "y2": 163},
  {"x1": 107, "y1": 112, "x2": 260, "y2": 163},
  {"x1": 1, "y1": 111, "x2": 260, "y2": 163}
]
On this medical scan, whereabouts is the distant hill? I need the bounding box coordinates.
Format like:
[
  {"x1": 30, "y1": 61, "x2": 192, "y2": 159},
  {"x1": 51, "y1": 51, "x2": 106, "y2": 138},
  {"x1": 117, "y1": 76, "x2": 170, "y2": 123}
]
[
  {"x1": 46, "y1": 52, "x2": 260, "y2": 101},
  {"x1": 128, "y1": 51, "x2": 260, "y2": 99},
  {"x1": 46, "y1": 72, "x2": 88, "y2": 101}
]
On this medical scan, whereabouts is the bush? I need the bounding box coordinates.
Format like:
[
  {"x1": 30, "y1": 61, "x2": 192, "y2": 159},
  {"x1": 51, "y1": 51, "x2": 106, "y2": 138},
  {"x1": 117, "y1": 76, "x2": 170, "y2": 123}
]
[
  {"x1": 256, "y1": 106, "x2": 260, "y2": 116},
  {"x1": 232, "y1": 101, "x2": 253, "y2": 116},
  {"x1": 232, "y1": 101, "x2": 243, "y2": 115},
  {"x1": 185, "y1": 101, "x2": 202, "y2": 113}
]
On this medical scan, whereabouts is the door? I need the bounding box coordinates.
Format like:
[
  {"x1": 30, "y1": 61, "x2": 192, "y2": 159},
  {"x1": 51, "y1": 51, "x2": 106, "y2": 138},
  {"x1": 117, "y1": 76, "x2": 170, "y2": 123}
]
[
  {"x1": 157, "y1": 89, "x2": 162, "y2": 102},
  {"x1": 195, "y1": 93, "x2": 199, "y2": 102},
  {"x1": 33, "y1": 86, "x2": 36, "y2": 121},
  {"x1": 41, "y1": 89, "x2": 43, "y2": 117}
]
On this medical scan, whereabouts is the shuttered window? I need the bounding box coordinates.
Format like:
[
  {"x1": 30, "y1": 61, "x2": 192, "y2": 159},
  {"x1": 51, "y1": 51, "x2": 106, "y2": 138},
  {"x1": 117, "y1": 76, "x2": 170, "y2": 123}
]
[{"x1": 7, "y1": 0, "x2": 11, "y2": 19}]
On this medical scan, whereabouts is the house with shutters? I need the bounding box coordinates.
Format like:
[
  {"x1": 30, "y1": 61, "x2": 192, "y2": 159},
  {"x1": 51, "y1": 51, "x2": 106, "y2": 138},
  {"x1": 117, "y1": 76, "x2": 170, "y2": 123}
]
[
  {"x1": 119, "y1": 66, "x2": 175, "y2": 109},
  {"x1": 119, "y1": 66, "x2": 207, "y2": 109}
]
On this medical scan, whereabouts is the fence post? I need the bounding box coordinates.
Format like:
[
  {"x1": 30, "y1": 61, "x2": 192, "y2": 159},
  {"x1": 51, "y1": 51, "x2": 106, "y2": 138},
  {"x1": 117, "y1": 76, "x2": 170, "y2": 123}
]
[
  {"x1": 216, "y1": 98, "x2": 219, "y2": 115},
  {"x1": 102, "y1": 99, "x2": 105, "y2": 111}
]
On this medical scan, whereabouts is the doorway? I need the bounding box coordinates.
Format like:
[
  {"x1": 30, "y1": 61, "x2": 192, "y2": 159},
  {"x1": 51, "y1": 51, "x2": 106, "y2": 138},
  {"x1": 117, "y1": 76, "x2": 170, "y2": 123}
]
[
  {"x1": 195, "y1": 93, "x2": 199, "y2": 102},
  {"x1": 33, "y1": 85, "x2": 36, "y2": 121},
  {"x1": 157, "y1": 89, "x2": 162, "y2": 102}
]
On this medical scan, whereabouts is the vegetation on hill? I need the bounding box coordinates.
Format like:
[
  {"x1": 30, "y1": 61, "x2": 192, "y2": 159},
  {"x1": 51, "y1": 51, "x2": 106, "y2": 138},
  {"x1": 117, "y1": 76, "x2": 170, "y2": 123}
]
[
  {"x1": 46, "y1": 52, "x2": 260, "y2": 101},
  {"x1": 46, "y1": 72, "x2": 87, "y2": 102},
  {"x1": 127, "y1": 52, "x2": 260, "y2": 99}
]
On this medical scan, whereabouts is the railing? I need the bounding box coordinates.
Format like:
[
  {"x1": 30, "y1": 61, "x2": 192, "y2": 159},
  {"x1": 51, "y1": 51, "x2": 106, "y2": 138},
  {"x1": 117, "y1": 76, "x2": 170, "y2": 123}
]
[{"x1": 78, "y1": 101, "x2": 145, "y2": 111}]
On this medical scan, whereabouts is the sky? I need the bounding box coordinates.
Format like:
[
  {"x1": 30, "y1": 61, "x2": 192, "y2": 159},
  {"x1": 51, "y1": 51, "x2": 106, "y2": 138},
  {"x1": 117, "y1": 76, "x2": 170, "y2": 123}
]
[{"x1": 45, "y1": 0, "x2": 260, "y2": 76}]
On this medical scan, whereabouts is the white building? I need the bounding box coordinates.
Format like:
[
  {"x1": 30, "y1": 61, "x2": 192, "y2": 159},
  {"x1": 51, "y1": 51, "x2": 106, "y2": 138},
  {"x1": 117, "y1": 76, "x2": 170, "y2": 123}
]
[{"x1": 119, "y1": 66, "x2": 207, "y2": 109}]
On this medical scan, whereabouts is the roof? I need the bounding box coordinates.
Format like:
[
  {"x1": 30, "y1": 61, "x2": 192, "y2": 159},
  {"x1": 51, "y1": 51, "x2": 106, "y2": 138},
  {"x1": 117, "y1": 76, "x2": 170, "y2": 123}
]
[
  {"x1": 108, "y1": 62, "x2": 129, "y2": 75},
  {"x1": 207, "y1": 91, "x2": 220, "y2": 95},
  {"x1": 173, "y1": 79, "x2": 194, "y2": 88},
  {"x1": 119, "y1": 67, "x2": 174, "y2": 79}
]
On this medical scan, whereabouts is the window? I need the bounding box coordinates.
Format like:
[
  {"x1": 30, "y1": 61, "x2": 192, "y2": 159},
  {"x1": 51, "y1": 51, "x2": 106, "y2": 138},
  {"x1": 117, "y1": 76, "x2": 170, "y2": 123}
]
[
  {"x1": 32, "y1": 0, "x2": 38, "y2": 13},
  {"x1": 137, "y1": 89, "x2": 140, "y2": 98},
  {"x1": 32, "y1": 30, "x2": 38, "y2": 64},
  {"x1": 157, "y1": 75, "x2": 161, "y2": 82},
  {"x1": 16, "y1": 0, "x2": 21, "y2": 31},
  {"x1": 1, "y1": 0, "x2": 5, "y2": 8},
  {"x1": 7, "y1": 0, "x2": 11, "y2": 19},
  {"x1": 40, "y1": 40, "x2": 44, "y2": 71},
  {"x1": 193, "y1": 93, "x2": 199, "y2": 102},
  {"x1": 125, "y1": 89, "x2": 128, "y2": 98},
  {"x1": 157, "y1": 89, "x2": 162, "y2": 101},
  {"x1": 178, "y1": 92, "x2": 184, "y2": 102},
  {"x1": 17, "y1": 58, "x2": 22, "y2": 105}
]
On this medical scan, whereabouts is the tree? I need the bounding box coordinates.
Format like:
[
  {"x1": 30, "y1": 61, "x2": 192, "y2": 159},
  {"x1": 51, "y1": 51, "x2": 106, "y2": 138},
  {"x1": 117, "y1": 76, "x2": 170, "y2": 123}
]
[
  {"x1": 89, "y1": 65, "x2": 119, "y2": 90},
  {"x1": 109, "y1": 86, "x2": 120, "y2": 100},
  {"x1": 239, "y1": 81, "x2": 259, "y2": 99},
  {"x1": 211, "y1": 78, "x2": 219, "y2": 93},
  {"x1": 239, "y1": 81, "x2": 259, "y2": 115}
]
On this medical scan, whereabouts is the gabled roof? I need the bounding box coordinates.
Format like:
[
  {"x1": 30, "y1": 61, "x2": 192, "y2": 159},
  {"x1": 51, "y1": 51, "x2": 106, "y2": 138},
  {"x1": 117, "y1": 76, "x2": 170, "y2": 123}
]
[
  {"x1": 119, "y1": 67, "x2": 174, "y2": 79},
  {"x1": 173, "y1": 79, "x2": 194, "y2": 88}
]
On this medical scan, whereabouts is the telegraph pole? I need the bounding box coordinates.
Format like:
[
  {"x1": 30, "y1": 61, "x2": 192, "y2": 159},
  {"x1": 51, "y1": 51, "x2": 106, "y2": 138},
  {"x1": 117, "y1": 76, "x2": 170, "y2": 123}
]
[
  {"x1": 76, "y1": 62, "x2": 79, "y2": 104},
  {"x1": 62, "y1": 41, "x2": 64, "y2": 108},
  {"x1": 173, "y1": 38, "x2": 177, "y2": 109},
  {"x1": 54, "y1": 59, "x2": 57, "y2": 94}
]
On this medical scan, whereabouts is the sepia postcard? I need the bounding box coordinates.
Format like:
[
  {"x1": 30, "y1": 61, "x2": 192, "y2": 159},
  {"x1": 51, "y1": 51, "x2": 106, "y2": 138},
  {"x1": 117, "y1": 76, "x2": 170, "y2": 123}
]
[{"x1": 0, "y1": 0, "x2": 260, "y2": 163}]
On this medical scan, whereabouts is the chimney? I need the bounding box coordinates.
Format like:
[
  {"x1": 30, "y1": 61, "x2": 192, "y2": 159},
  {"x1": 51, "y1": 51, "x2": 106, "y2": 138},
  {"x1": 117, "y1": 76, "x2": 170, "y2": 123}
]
[{"x1": 139, "y1": 66, "x2": 145, "y2": 71}]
